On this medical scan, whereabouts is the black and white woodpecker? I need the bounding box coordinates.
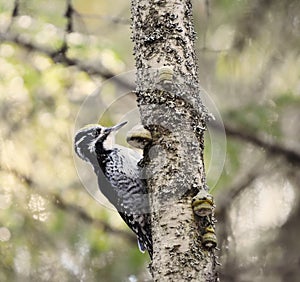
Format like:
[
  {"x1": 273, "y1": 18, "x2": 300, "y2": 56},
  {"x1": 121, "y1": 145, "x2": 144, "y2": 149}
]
[{"x1": 74, "y1": 121, "x2": 152, "y2": 258}]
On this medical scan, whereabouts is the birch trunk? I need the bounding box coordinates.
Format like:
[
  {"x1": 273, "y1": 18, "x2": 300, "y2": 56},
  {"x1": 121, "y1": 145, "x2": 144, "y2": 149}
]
[{"x1": 131, "y1": 0, "x2": 218, "y2": 281}]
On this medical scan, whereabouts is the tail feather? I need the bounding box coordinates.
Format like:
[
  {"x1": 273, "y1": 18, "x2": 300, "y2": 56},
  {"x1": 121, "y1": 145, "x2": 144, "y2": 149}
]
[{"x1": 137, "y1": 238, "x2": 146, "y2": 253}]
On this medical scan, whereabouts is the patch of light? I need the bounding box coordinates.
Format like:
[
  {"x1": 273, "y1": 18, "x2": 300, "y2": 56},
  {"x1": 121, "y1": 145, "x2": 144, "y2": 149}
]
[
  {"x1": 8, "y1": 76, "x2": 27, "y2": 101},
  {"x1": 68, "y1": 32, "x2": 85, "y2": 45},
  {"x1": 100, "y1": 49, "x2": 125, "y2": 73},
  {"x1": 38, "y1": 112, "x2": 54, "y2": 128},
  {"x1": 230, "y1": 176, "x2": 295, "y2": 251},
  {"x1": 0, "y1": 194, "x2": 12, "y2": 209},
  {"x1": 55, "y1": 105, "x2": 70, "y2": 119},
  {"x1": 0, "y1": 227, "x2": 11, "y2": 241},
  {"x1": 0, "y1": 15, "x2": 11, "y2": 32},
  {"x1": 14, "y1": 247, "x2": 31, "y2": 276},
  {"x1": 28, "y1": 194, "x2": 49, "y2": 222},
  {"x1": 60, "y1": 249, "x2": 80, "y2": 277},
  {"x1": 255, "y1": 180, "x2": 295, "y2": 228},
  {"x1": 128, "y1": 275, "x2": 137, "y2": 282},
  {"x1": 32, "y1": 54, "x2": 52, "y2": 71},
  {"x1": 0, "y1": 44, "x2": 15, "y2": 58},
  {"x1": 34, "y1": 24, "x2": 58, "y2": 45},
  {"x1": 76, "y1": 240, "x2": 90, "y2": 260},
  {"x1": 17, "y1": 15, "x2": 33, "y2": 29},
  {"x1": 209, "y1": 24, "x2": 234, "y2": 50}
]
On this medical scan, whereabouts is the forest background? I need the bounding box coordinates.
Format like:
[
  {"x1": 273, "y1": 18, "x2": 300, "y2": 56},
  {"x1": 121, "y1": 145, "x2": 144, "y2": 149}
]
[{"x1": 0, "y1": 0, "x2": 300, "y2": 281}]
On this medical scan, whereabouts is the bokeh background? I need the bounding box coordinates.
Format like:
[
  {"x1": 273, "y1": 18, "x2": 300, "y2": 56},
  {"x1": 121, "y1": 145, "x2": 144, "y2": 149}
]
[{"x1": 0, "y1": 0, "x2": 300, "y2": 281}]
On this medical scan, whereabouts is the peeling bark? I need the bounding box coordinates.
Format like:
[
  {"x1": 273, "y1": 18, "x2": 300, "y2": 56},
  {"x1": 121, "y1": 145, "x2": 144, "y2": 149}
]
[{"x1": 131, "y1": 0, "x2": 218, "y2": 281}]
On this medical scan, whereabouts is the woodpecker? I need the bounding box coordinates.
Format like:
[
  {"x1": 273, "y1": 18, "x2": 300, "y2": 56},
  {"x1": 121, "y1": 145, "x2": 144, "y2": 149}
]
[{"x1": 74, "y1": 121, "x2": 152, "y2": 258}]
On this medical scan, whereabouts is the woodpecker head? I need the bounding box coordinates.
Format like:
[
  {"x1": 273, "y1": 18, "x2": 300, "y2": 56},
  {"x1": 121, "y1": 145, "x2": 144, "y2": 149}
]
[{"x1": 74, "y1": 121, "x2": 127, "y2": 162}]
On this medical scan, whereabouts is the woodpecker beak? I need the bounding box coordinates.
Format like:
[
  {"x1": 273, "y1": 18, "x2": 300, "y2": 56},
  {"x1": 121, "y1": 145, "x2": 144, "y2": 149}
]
[{"x1": 106, "y1": 121, "x2": 127, "y2": 133}]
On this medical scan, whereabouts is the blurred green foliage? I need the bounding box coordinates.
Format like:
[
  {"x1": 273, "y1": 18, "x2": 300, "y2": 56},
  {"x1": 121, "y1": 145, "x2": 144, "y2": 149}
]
[{"x1": 0, "y1": 0, "x2": 300, "y2": 281}]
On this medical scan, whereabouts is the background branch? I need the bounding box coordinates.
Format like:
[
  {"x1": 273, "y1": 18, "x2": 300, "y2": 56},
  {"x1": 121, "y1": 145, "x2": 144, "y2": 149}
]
[
  {"x1": 0, "y1": 31, "x2": 134, "y2": 90},
  {"x1": 0, "y1": 164, "x2": 136, "y2": 243},
  {"x1": 210, "y1": 121, "x2": 300, "y2": 166}
]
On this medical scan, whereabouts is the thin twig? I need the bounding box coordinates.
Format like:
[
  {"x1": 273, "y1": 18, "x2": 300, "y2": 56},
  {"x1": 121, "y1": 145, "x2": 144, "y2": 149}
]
[
  {"x1": 6, "y1": 0, "x2": 19, "y2": 32},
  {"x1": 210, "y1": 120, "x2": 300, "y2": 166},
  {"x1": 77, "y1": 13, "x2": 130, "y2": 25},
  {"x1": 216, "y1": 168, "x2": 261, "y2": 215},
  {"x1": 0, "y1": 31, "x2": 134, "y2": 90}
]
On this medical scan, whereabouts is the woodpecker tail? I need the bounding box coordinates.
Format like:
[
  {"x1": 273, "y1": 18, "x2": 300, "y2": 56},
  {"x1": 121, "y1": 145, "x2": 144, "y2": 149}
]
[{"x1": 137, "y1": 238, "x2": 146, "y2": 253}]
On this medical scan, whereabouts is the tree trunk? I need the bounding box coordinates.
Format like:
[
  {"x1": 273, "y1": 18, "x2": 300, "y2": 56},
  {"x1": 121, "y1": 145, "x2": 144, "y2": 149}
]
[{"x1": 131, "y1": 0, "x2": 218, "y2": 281}]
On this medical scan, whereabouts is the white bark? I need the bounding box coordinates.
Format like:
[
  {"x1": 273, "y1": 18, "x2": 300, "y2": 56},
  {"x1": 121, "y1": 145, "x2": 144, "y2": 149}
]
[{"x1": 131, "y1": 0, "x2": 218, "y2": 281}]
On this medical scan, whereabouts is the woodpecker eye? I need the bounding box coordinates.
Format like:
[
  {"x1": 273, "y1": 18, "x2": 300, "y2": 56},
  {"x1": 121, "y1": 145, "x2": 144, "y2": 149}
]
[{"x1": 92, "y1": 128, "x2": 101, "y2": 138}]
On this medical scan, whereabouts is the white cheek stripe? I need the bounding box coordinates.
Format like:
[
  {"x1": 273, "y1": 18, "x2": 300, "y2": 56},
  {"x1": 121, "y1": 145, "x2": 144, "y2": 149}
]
[
  {"x1": 75, "y1": 136, "x2": 86, "y2": 147},
  {"x1": 88, "y1": 134, "x2": 103, "y2": 153},
  {"x1": 88, "y1": 139, "x2": 97, "y2": 153}
]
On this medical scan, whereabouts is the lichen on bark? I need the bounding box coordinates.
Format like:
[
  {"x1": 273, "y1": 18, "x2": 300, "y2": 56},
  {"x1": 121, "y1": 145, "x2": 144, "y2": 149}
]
[{"x1": 131, "y1": 0, "x2": 218, "y2": 281}]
